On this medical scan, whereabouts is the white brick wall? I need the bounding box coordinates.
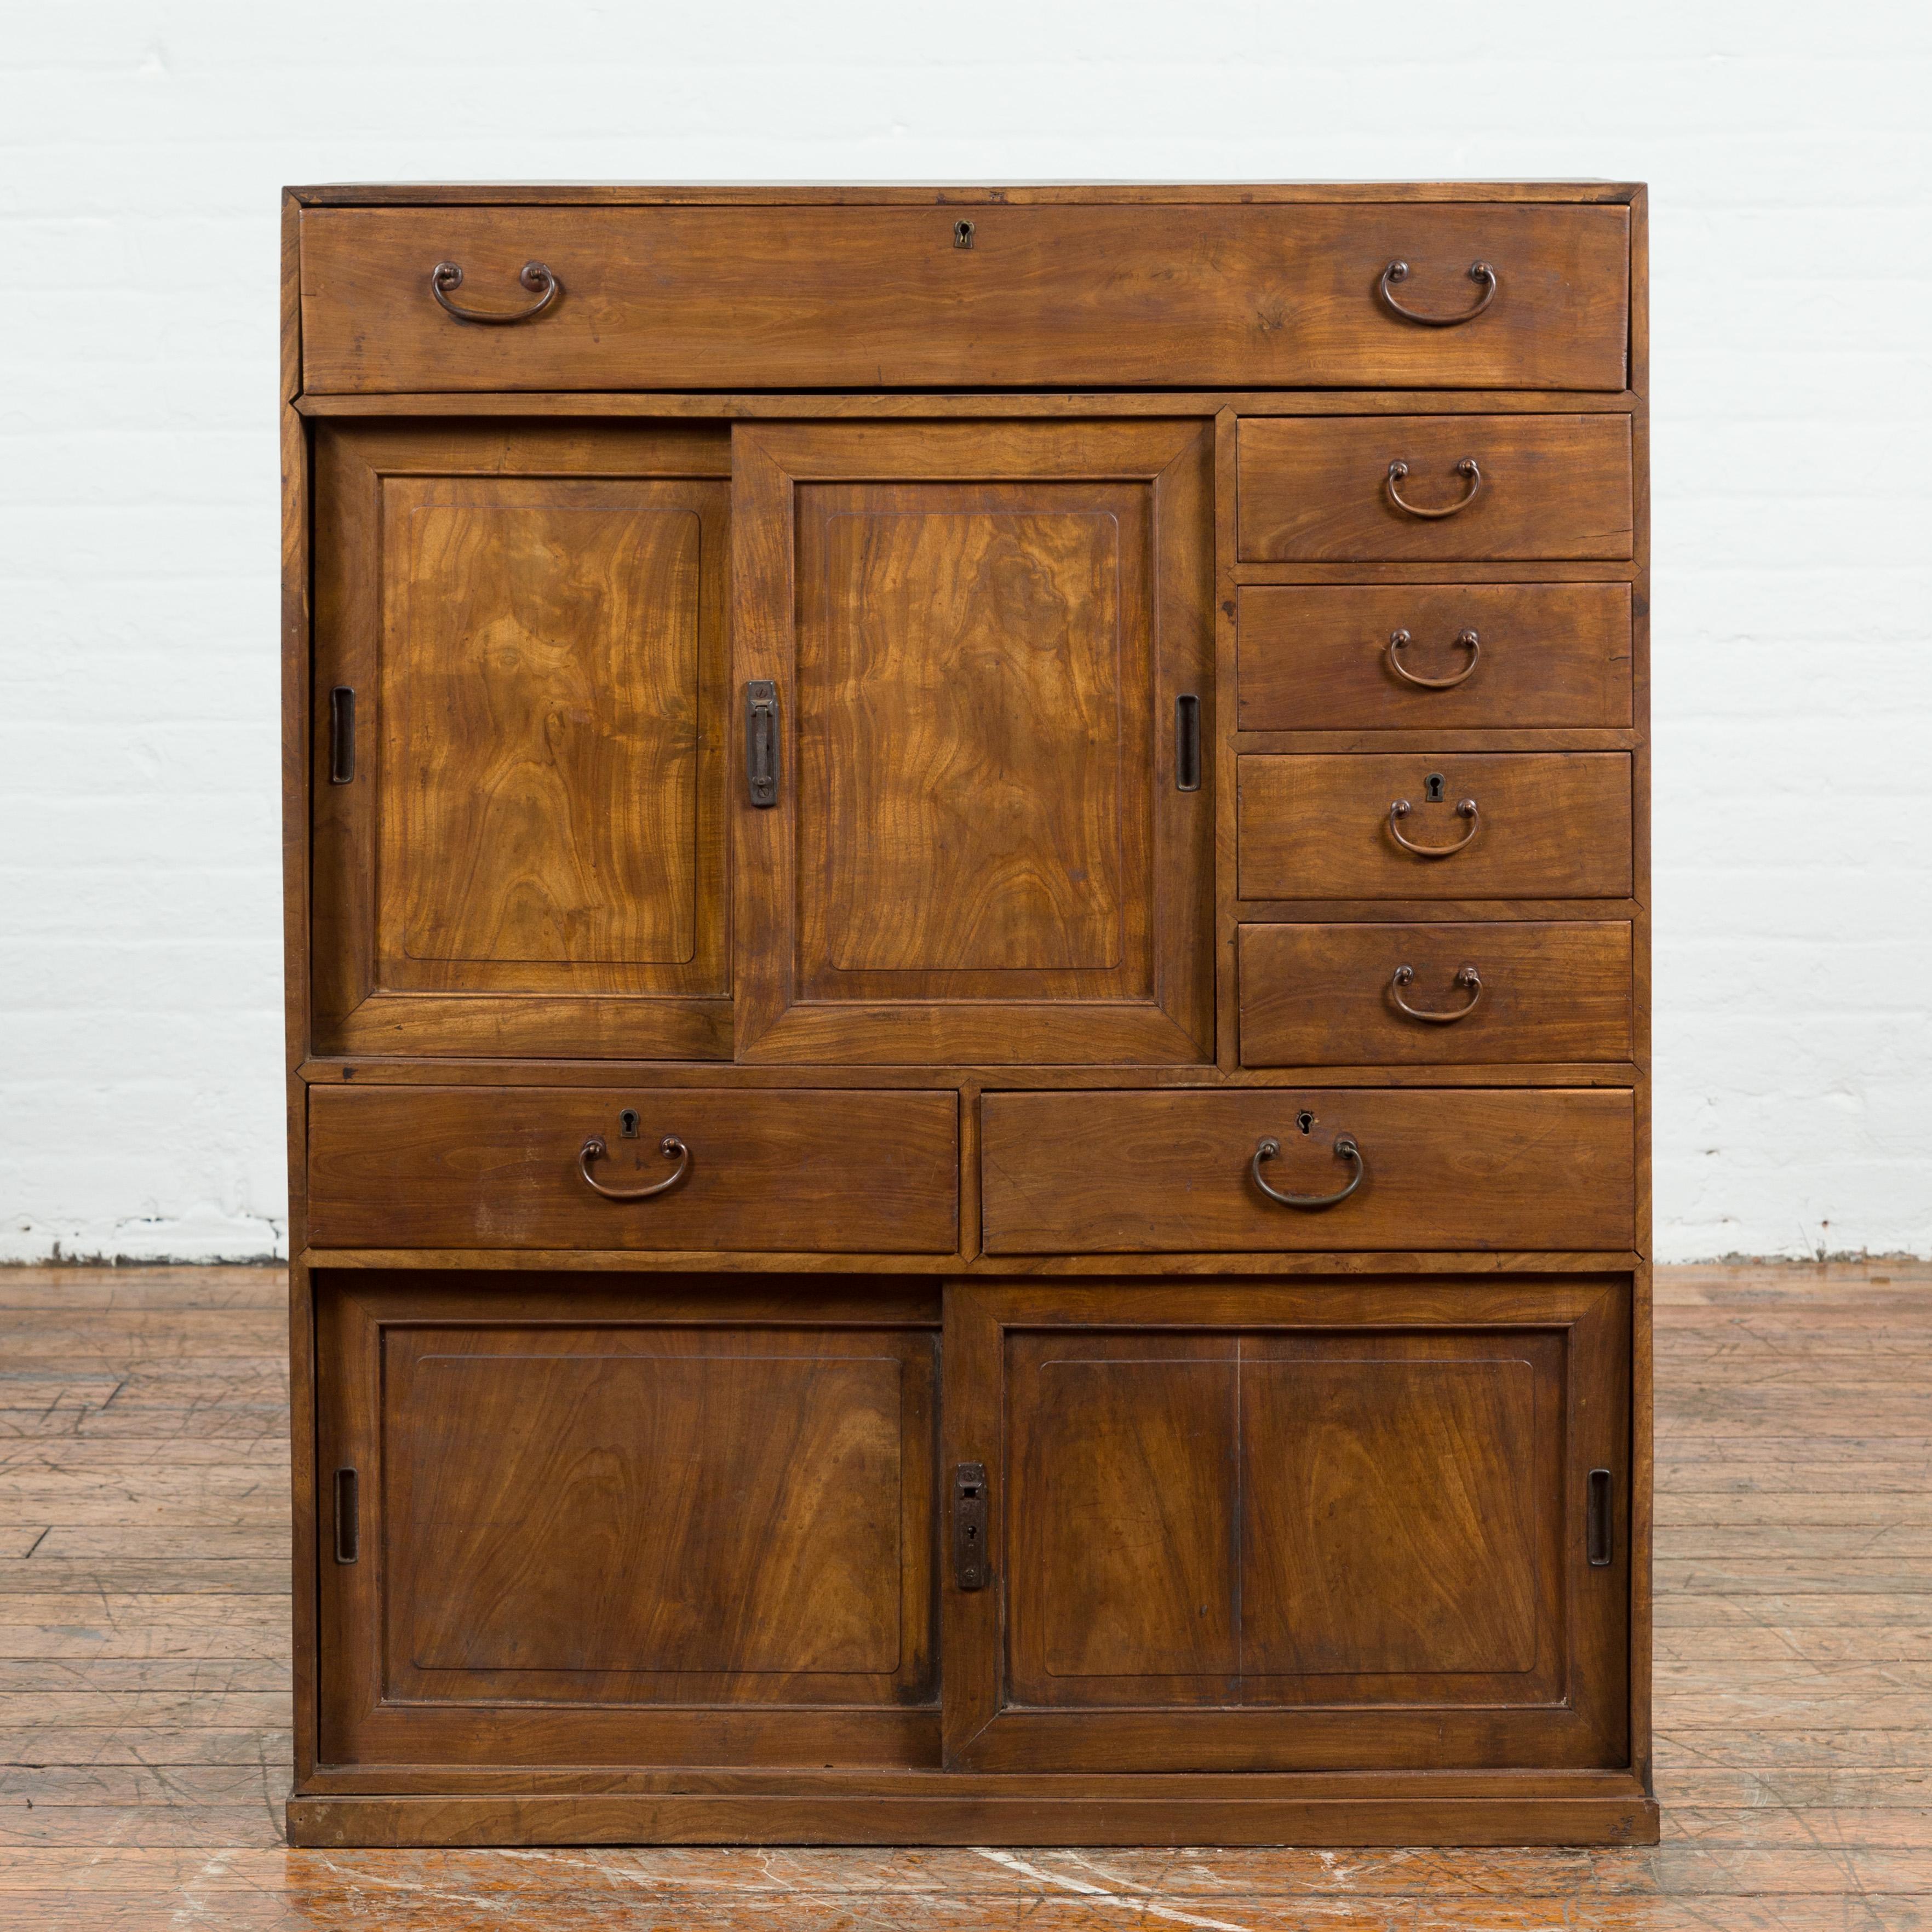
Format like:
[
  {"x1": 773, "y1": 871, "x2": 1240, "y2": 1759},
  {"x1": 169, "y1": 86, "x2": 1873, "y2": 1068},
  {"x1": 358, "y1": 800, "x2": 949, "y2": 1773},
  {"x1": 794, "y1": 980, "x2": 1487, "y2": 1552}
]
[{"x1": 2, "y1": 2, "x2": 1928, "y2": 1263}]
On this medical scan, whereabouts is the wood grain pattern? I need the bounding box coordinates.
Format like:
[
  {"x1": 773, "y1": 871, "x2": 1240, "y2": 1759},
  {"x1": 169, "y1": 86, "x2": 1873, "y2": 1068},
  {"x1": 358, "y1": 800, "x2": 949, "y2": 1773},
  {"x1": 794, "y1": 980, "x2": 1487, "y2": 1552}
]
[
  {"x1": 1010, "y1": 1340, "x2": 1239, "y2": 1687},
  {"x1": 1239, "y1": 920, "x2": 1634, "y2": 1065},
  {"x1": 732, "y1": 420, "x2": 1213, "y2": 1065},
  {"x1": 1004, "y1": 1336, "x2": 1556, "y2": 1692},
  {"x1": 317, "y1": 1283, "x2": 936, "y2": 1769},
  {"x1": 35, "y1": 1257, "x2": 1932, "y2": 1888},
  {"x1": 305, "y1": 1086, "x2": 959, "y2": 1253},
  {"x1": 309, "y1": 423, "x2": 731, "y2": 1061},
  {"x1": 800, "y1": 485, "x2": 1138, "y2": 983},
  {"x1": 979, "y1": 1087, "x2": 1635, "y2": 1253},
  {"x1": 385, "y1": 480, "x2": 703, "y2": 970},
  {"x1": 953, "y1": 1278, "x2": 1627, "y2": 1772},
  {"x1": 1237, "y1": 414, "x2": 1633, "y2": 561},
  {"x1": 399, "y1": 1351, "x2": 913, "y2": 1678},
  {"x1": 1237, "y1": 752, "x2": 1632, "y2": 899},
  {"x1": 300, "y1": 202, "x2": 1630, "y2": 393},
  {"x1": 1239, "y1": 1344, "x2": 1544, "y2": 1677},
  {"x1": 1237, "y1": 583, "x2": 1632, "y2": 730}
]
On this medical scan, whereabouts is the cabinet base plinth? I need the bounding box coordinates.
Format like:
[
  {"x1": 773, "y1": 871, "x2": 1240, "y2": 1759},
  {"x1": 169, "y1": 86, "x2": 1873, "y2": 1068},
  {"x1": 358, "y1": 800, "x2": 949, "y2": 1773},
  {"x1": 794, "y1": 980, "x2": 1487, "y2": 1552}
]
[{"x1": 287, "y1": 1788, "x2": 1660, "y2": 1848}]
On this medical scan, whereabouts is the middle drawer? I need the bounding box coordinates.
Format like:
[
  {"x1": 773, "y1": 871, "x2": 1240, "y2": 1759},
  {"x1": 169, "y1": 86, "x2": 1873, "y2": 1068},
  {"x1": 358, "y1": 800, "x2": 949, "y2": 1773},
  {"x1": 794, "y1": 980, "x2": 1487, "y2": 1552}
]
[
  {"x1": 306, "y1": 1086, "x2": 961, "y2": 1252},
  {"x1": 1239, "y1": 921, "x2": 1633, "y2": 1066},
  {"x1": 1236, "y1": 414, "x2": 1633, "y2": 563},
  {"x1": 1237, "y1": 583, "x2": 1633, "y2": 731},
  {"x1": 981, "y1": 1088, "x2": 1635, "y2": 1253},
  {"x1": 1238, "y1": 752, "x2": 1632, "y2": 900}
]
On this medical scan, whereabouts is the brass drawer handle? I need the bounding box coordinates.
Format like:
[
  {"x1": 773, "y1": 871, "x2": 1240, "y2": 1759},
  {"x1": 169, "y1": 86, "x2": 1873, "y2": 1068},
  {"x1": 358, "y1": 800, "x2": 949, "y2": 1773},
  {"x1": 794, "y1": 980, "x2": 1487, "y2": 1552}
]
[
  {"x1": 1391, "y1": 964, "x2": 1483, "y2": 1024},
  {"x1": 1389, "y1": 796, "x2": 1479, "y2": 856},
  {"x1": 431, "y1": 260, "x2": 561, "y2": 324},
  {"x1": 1386, "y1": 458, "x2": 1482, "y2": 519},
  {"x1": 580, "y1": 1133, "x2": 689, "y2": 1200},
  {"x1": 1252, "y1": 1134, "x2": 1364, "y2": 1209},
  {"x1": 1380, "y1": 258, "x2": 1497, "y2": 326},
  {"x1": 1388, "y1": 627, "x2": 1480, "y2": 690}
]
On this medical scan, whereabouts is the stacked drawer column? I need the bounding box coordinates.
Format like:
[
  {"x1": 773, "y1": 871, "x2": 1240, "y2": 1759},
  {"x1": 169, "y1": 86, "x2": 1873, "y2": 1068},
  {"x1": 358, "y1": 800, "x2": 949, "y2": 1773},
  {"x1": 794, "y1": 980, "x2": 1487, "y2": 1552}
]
[{"x1": 1224, "y1": 401, "x2": 1643, "y2": 1241}]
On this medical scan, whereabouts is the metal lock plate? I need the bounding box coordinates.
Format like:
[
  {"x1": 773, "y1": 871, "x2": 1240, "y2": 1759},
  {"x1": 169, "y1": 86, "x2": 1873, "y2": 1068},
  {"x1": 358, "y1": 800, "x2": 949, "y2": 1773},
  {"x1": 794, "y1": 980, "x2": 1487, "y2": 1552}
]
[{"x1": 953, "y1": 1461, "x2": 989, "y2": 1589}]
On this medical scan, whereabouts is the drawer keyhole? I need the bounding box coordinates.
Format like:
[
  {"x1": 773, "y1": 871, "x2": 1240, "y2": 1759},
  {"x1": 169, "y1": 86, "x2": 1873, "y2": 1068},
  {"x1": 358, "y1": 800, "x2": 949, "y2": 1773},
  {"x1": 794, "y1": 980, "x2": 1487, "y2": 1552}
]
[
  {"x1": 954, "y1": 219, "x2": 975, "y2": 250},
  {"x1": 1297, "y1": 1110, "x2": 1315, "y2": 1135},
  {"x1": 618, "y1": 1109, "x2": 640, "y2": 1139},
  {"x1": 1425, "y1": 771, "x2": 1446, "y2": 804}
]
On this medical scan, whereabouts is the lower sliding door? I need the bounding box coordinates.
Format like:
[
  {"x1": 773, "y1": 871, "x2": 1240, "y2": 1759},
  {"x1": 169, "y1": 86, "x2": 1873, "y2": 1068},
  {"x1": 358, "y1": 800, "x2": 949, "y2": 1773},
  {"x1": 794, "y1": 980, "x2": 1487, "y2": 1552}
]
[
  {"x1": 942, "y1": 1278, "x2": 1631, "y2": 1773},
  {"x1": 315, "y1": 1274, "x2": 941, "y2": 1770},
  {"x1": 313, "y1": 1272, "x2": 1628, "y2": 1781}
]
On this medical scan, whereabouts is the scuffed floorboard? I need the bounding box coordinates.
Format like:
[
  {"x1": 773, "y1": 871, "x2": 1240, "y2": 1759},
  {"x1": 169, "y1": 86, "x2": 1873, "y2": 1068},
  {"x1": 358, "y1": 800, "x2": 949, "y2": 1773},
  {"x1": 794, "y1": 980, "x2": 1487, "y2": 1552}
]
[{"x1": 1, "y1": 1260, "x2": 1929, "y2": 1929}]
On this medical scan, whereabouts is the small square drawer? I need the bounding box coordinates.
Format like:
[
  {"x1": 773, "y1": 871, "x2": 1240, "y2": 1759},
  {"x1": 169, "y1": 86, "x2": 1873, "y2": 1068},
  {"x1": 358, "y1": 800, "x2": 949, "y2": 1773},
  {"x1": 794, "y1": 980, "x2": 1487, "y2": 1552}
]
[
  {"x1": 1237, "y1": 752, "x2": 1632, "y2": 901},
  {"x1": 1237, "y1": 415, "x2": 1633, "y2": 563},
  {"x1": 1239, "y1": 921, "x2": 1634, "y2": 1066},
  {"x1": 979, "y1": 1088, "x2": 1635, "y2": 1253},
  {"x1": 306, "y1": 1087, "x2": 960, "y2": 1252},
  {"x1": 1237, "y1": 584, "x2": 1633, "y2": 731}
]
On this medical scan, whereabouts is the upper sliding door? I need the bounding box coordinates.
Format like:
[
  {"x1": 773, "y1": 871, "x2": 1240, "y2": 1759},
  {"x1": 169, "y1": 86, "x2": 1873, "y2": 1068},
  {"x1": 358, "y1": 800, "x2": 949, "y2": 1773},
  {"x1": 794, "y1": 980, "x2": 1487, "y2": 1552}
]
[
  {"x1": 732, "y1": 420, "x2": 1214, "y2": 1064},
  {"x1": 311, "y1": 423, "x2": 731, "y2": 1060}
]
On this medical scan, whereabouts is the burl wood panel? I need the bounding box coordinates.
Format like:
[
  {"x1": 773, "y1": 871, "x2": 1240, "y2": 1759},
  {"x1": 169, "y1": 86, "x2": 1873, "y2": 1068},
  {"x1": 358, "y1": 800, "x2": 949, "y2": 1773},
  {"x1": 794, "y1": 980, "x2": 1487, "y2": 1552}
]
[
  {"x1": 1010, "y1": 1343, "x2": 1240, "y2": 1687},
  {"x1": 391, "y1": 1332, "x2": 930, "y2": 1690},
  {"x1": 308, "y1": 423, "x2": 731, "y2": 1062},
  {"x1": 1236, "y1": 415, "x2": 1633, "y2": 561},
  {"x1": 1237, "y1": 753, "x2": 1632, "y2": 900},
  {"x1": 1005, "y1": 1335, "x2": 1553, "y2": 1700},
  {"x1": 950, "y1": 1277, "x2": 1628, "y2": 1773},
  {"x1": 1236, "y1": 583, "x2": 1633, "y2": 731},
  {"x1": 798, "y1": 485, "x2": 1142, "y2": 990},
  {"x1": 978, "y1": 1088, "x2": 1635, "y2": 1252},
  {"x1": 1238, "y1": 921, "x2": 1634, "y2": 1066},
  {"x1": 300, "y1": 202, "x2": 1630, "y2": 393},
  {"x1": 384, "y1": 480, "x2": 702, "y2": 972},
  {"x1": 1237, "y1": 1345, "x2": 1544, "y2": 1677},
  {"x1": 306, "y1": 1087, "x2": 959, "y2": 1252},
  {"x1": 317, "y1": 1283, "x2": 939, "y2": 1768}
]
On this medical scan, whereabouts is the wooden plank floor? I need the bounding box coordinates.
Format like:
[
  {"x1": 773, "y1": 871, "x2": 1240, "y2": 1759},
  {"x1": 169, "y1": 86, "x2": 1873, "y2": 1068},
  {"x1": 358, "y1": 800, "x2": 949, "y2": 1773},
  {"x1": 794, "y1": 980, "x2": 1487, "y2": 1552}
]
[{"x1": 2, "y1": 1262, "x2": 1930, "y2": 1928}]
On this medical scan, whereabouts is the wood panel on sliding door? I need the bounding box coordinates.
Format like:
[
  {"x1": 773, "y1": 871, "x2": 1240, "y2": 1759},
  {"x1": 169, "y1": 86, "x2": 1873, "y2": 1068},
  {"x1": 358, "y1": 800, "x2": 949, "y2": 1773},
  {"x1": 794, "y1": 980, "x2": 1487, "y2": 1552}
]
[
  {"x1": 942, "y1": 1279, "x2": 1630, "y2": 1774},
  {"x1": 310, "y1": 422, "x2": 732, "y2": 1060},
  {"x1": 316, "y1": 1275, "x2": 939, "y2": 1770},
  {"x1": 732, "y1": 420, "x2": 1214, "y2": 1064}
]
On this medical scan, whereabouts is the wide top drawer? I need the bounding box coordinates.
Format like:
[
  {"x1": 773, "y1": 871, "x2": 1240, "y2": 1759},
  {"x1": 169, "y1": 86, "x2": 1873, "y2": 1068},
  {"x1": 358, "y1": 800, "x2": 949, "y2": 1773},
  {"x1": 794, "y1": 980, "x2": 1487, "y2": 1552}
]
[{"x1": 298, "y1": 201, "x2": 1630, "y2": 393}]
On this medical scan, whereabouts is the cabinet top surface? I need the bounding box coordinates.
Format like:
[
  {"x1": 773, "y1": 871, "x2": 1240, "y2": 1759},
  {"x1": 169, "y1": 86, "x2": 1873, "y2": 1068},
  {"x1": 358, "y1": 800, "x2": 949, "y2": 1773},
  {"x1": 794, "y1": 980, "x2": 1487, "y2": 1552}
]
[{"x1": 287, "y1": 181, "x2": 1646, "y2": 208}]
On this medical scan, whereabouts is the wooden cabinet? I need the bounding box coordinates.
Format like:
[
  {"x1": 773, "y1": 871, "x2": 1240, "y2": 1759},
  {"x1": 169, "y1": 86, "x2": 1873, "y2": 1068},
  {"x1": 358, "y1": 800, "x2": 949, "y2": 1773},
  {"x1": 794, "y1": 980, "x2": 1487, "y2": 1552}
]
[{"x1": 284, "y1": 184, "x2": 1652, "y2": 1849}]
